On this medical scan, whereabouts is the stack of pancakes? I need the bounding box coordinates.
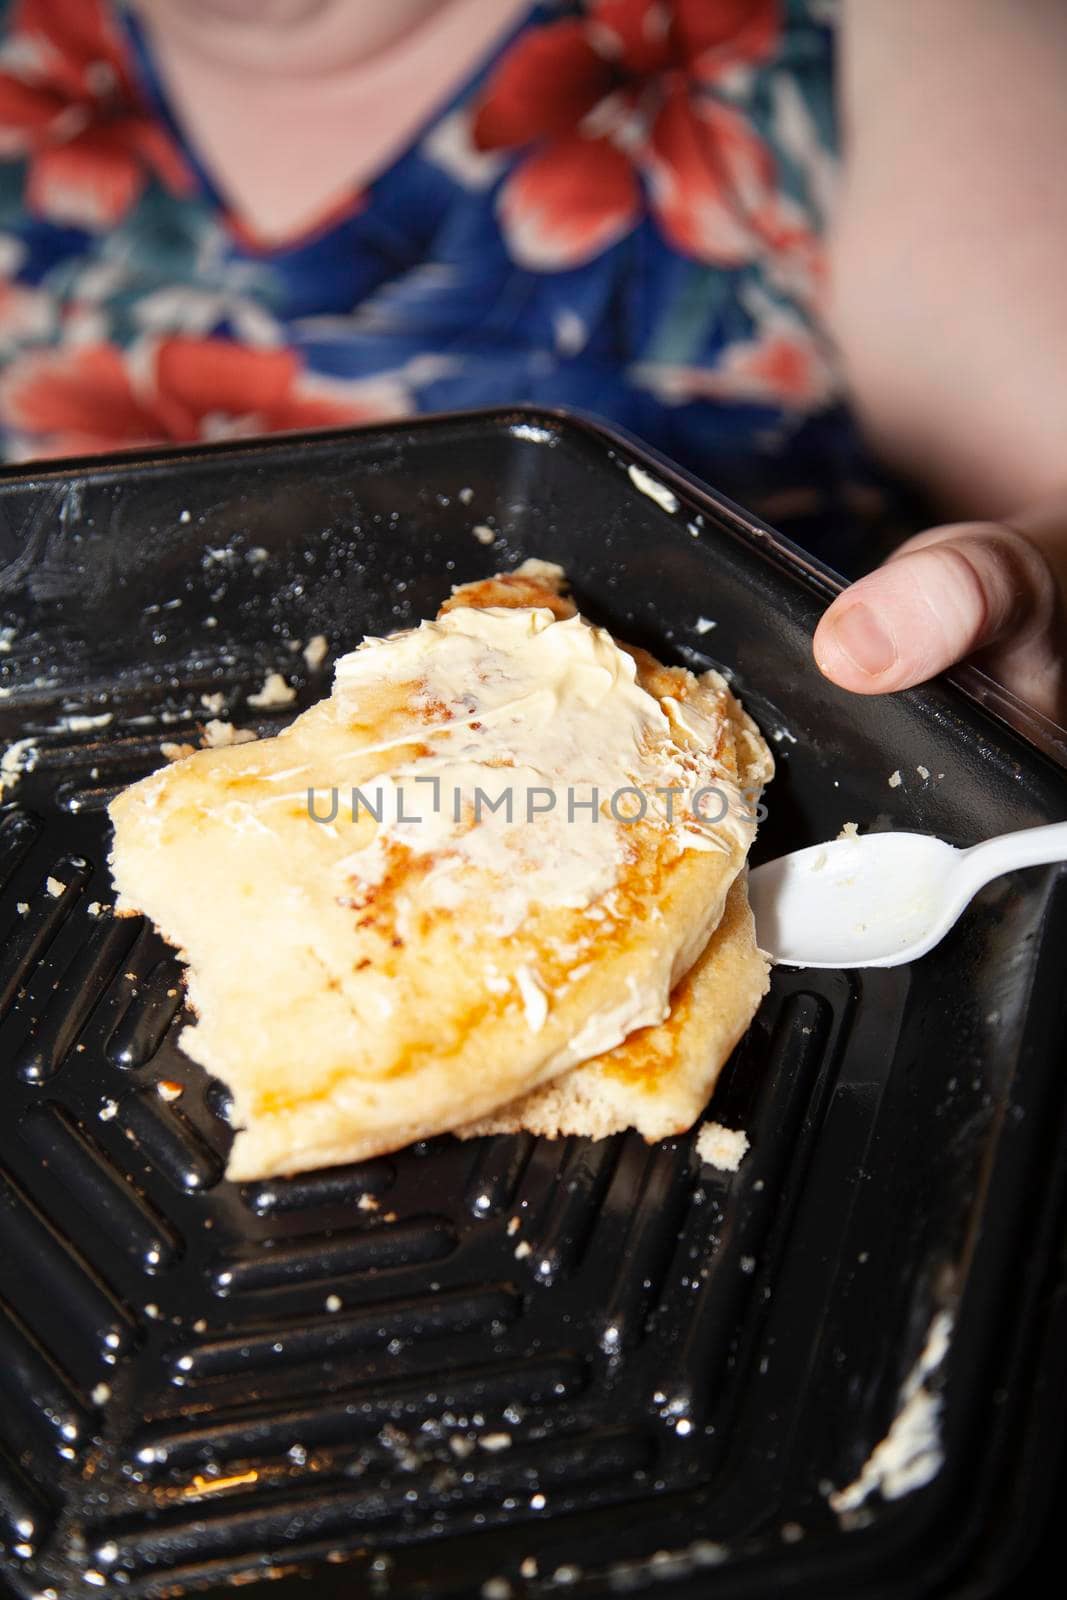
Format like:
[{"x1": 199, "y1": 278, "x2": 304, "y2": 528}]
[{"x1": 109, "y1": 562, "x2": 773, "y2": 1180}]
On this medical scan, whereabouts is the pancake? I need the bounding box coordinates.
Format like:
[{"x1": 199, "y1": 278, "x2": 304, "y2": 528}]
[
  {"x1": 108, "y1": 562, "x2": 771, "y2": 1179},
  {"x1": 459, "y1": 873, "x2": 767, "y2": 1142}
]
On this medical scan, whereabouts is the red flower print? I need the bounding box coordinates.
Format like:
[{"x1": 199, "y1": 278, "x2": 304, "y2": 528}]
[
  {"x1": 632, "y1": 298, "x2": 837, "y2": 409},
  {"x1": 471, "y1": 0, "x2": 820, "y2": 284},
  {"x1": 0, "y1": 0, "x2": 191, "y2": 229},
  {"x1": 497, "y1": 132, "x2": 640, "y2": 271},
  {"x1": 473, "y1": 20, "x2": 615, "y2": 149},
  {"x1": 644, "y1": 86, "x2": 768, "y2": 263},
  {"x1": 705, "y1": 326, "x2": 835, "y2": 406},
  {"x1": 665, "y1": 0, "x2": 779, "y2": 82},
  {"x1": 0, "y1": 338, "x2": 410, "y2": 459},
  {"x1": 592, "y1": 0, "x2": 776, "y2": 81}
]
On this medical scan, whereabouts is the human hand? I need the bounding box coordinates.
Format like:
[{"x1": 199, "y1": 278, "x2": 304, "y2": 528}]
[{"x1": 812, "y1": 518, "x2": 1067, "y2": 725}]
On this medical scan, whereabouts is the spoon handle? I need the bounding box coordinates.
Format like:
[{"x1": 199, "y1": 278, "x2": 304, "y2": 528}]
[{"x1": 958, "y1": 819, "x2": 1067, "y2": 895}]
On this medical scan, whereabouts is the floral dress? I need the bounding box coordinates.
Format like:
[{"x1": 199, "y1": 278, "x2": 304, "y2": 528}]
[{"x1": 0, "y1": 0, "x2": 892, "y2": 567}]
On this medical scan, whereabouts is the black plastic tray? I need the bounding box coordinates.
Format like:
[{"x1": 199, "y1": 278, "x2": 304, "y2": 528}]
[{"x1": 1, "y1": 408, "x2": 1066, "y2": 1600}]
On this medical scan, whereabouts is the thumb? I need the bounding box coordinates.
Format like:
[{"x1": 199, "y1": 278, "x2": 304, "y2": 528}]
[{"x1": 812, "y1": 520, "x2": 1062, "y2": 708}]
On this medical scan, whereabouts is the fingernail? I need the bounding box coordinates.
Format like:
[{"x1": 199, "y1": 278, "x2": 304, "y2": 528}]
[{"x1": 826, "y1": 602, "x2": 897, "y2": 677}]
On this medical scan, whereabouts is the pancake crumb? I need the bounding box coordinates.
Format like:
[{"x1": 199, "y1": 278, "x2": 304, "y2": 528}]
[
  {"x1": 200, "y1": 692, "x2": 225, "y2": 714},
  {"x1": 627, "y1": 462, "x2": 679, "y2": 513},
  {"x1": 0, "y1": 736, "x2": 40, "y2": 799},
  {"x1": 45, "y1": 876, "x2": 64, "y2": 897},
  {"x1": 55, "y1": 711, "x2": 113, "y2": 733},
  {"x1": 303, "y1": 634, "x2": 329, "y2": 672},
  {"x1": 472, "y1": 524, "x2": 495, "y2": 545},
  {"x1": 837, "y1": 821, "x2": 860, "y2": 840},
  {"x1": 888, "y1": 769, "x2": 902, "y2": 788},
  {"x1": 696, "y1": 1121, "x2": 749, "y2": 1171},
  {"x1": 202, "y1": 719, "x2": 257, "y2": 749},
  {"x1": 247, "y1": 672, "x2": 296, "y2": 709}
]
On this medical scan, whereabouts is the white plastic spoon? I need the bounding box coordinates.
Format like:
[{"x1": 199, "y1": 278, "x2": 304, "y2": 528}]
[{"x1": 748, "y1": 821, "x2": 1067, "y2": 968}]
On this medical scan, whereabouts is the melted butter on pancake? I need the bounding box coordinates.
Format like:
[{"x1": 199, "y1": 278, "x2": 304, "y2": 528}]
[{"x1": 325, "y1": 604, "x2": 746, "y2": 935}]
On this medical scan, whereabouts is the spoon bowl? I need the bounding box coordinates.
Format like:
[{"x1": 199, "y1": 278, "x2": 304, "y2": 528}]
[{"x1": 749, "y1": 821, "x2": 1067, "y2": 968}]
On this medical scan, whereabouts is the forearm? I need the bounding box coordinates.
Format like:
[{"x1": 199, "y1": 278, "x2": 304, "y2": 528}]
[{"x1": 828, "y1": 0, "x2": 1067, "y2": 521}]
